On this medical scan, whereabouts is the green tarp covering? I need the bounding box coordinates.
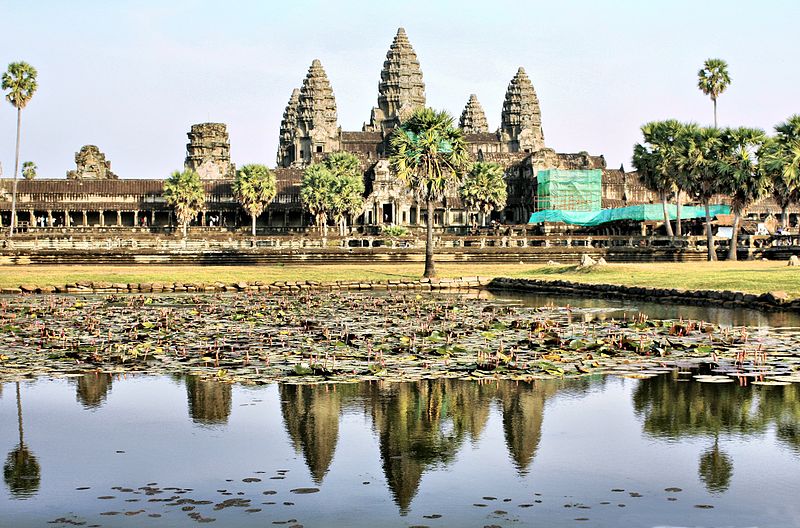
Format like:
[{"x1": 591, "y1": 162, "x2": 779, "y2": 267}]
[
  {"x1": 528, "y1": 204, "x2": 731, "y2": 226},
  {"x1": 537, "y1": 169, "x2": 602, "y2": 211}
]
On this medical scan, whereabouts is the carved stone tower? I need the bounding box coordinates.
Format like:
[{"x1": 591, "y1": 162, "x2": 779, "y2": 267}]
[
  {"x1": 184, "y1": 123, "x2": 234, "y2": 179},
  {"x1": 66, "y1": 145, "x2": 118, "y2": 180},
  {"x1": 364, "y1": 27, "x2": 426, "y2": 134},
  {"x1": 277, "y1": 88, "x2": 300, "y2": 167},
  {"x1": 459, "y1": 94, "x2": 489, "y2": 134},
  {"x1": 500, "y1": 67, "x2": 545, "y2": 153},
  {"x1": 293, "y1": 59, "x2": 340, "y2": 166}
]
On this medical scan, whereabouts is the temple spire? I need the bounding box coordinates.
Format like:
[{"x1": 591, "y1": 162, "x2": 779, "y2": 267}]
[
  {"x1": 293, "y1": 59, "x2": 339, "y2": 165},
  {"x1": 500, "y1": 67, "x2": 545, "y2": 152},
  {"x1": 364, "y1": 27, "x2": 426, "y2": 133},
  {"x1": 277, "y1": 88, "x2": 300, "y2": 167},
  {"x1": 459, "y1": 94, "x2": 489, "y2": 134}
]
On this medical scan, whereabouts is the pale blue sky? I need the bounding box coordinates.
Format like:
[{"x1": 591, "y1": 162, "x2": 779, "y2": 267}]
[{"x1": 0, "y1": 0, "x2": 797, "y2": 178}]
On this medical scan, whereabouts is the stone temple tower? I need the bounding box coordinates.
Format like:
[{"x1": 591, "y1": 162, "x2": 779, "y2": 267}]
[
  {"x1": 277, "y1": 88, "x2": 300, "y2": 167},
  {"x1": 500, "y1": 67, "x2": 545, "y2": 153},
  {"x1": 364, "y1": 27, "x2": 426, "y2": 134},
  {"x1": 459, "y1": 94, "x2": 489, "y2": 134},
  {"x1": 291, "y1": 59, "x2": 340, "y2": 166},
  {"x1": 184, "y1": 123, "x2": 234, "y2": 179}
]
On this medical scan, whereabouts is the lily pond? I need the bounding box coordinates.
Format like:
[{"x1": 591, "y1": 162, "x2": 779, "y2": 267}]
[{"x1": 1, "y1": 291, "x2": 800, "y2": 527}]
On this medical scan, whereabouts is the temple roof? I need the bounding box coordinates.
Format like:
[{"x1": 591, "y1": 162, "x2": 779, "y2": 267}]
[
  {"x1": 297, "y1": 59, "x2": 338, "y2": 133},
  {"x1": 459, "y1": 94, "x2": 489, "y2": 134}
]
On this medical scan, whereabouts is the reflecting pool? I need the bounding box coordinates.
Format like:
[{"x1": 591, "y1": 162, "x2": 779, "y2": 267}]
[{"x1": 2, "y1": 373, "x2": 799, "y2": 527}]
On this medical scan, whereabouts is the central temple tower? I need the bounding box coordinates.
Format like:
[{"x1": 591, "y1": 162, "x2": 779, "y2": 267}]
[{"x1": 364, "y1": 27, "x2": 426, "y2": 134}]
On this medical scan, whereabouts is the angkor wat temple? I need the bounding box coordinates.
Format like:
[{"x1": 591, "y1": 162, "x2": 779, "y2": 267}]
[{"x1": 0, "y1": 28, "x2": 728, "y2": 233}]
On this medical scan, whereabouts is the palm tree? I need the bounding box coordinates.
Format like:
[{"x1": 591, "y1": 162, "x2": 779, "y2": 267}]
[
  {"x1": 21, "y1": 161, "x2": 36, "y2": 180},
  {"x1": 460, "y1": 161, "x2": 507, "y2": 228},
  {"x1": 389, "y1": 108, "x2": 469, "y2": 278},
  {"x1": 684, "y1": 125, "x2": 724, "y2": 260},
  {"x1": 718, "y1": 127, "x2": 769, "y2": 260},
  {"x1": 163, "y1": 169, "x2": 206, "y2": 238},
  {"x1": 761, "y1": 116, "x2": 800, "y2": 229},
  {"x1": 697, "y1": 58, "x2": 731, "y2": 128},
  {"x1": 3, "y1": 383, "x2": 40, "y2": 498},
  {"x1": 632, "y1": 120, "x2": 685, "y2": 237},
  {"x1": 300, "y1": 164, "x2": 336, "y2": 235},
  {"x1": 232, "y1": 164, "x2": 277, "y2": 236},
  {"x1": 2, "y1": 62, "x2": 38, "y2": 237},
  {"x1": 324, "y1": 152, "x2": 365, "y2": 236}
]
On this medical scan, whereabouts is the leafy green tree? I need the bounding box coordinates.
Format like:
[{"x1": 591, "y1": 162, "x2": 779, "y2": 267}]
[
  {"x1": 389, "y1": 108, "x2": 469, "y2": 278},
  {"x1": 632, "y1": 120, "x2": 686, "y2": 236},
  {"x1": 697, "y1": 58, "x2": 731, "y2": 127},
  {"x1": 324, "y1": 152, "x2": 365, "y2": 236},
  {"x1": 233, "y1": 164, "x2": 277, "y2": 236},
  {"x1": 718, "y1": 127, "x2": 769, "y2": 260},
  {"x1": 301, "y1": 164, "x2": 336, "y2": 235},
  {"x1": 684, "y1": 125, "x2": 725, "y2": 260},
  {"x1": 761, "y1": 116, "x2": 800, "y2": 229},
  {"x1": 460, "y1": 161, "x2": 507, "y2": 228},
  {"x1": 2, "y1": 62, "x2": 38, "y2": 236},
  {"x1": 21, "y1": 161, "x2": 36, "y2": 180},
  {"x1": 163, "y1": 169, "x2": 206, "y2": 238}
]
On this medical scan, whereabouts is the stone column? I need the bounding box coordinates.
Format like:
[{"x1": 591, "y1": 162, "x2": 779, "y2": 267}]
[
  {"x1": 99, "y1": 211, "x2": 105, "y2": 227},
  {"x1": 47, "y1": 210, "x2": 53, "y2": 227},
  {"x1": 65, "y1": 209, "x2": 71, "y2": 227},
  {"x1": 117, "y1": 211, "x2": 122, "y2": 226},
  {"x1": 201, "y1": 211, "x2": 207, "y2": 227},
  {"x1": 134, "y1": 210, "x2": 139, "y2": 226},
  {"x1": 29, "y1": 210, "x2": 35, "y2": 226},
  {"x1": 150, "y1": 210, "x2": 156, "y2": 225},
  {"x1": 82, "y1": 211, "x2": 88, "y2": 226}
]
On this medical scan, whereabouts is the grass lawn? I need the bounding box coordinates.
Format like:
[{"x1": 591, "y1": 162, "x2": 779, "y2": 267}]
[{"x1": 0, "y1": 261, "x2": 797, "y2": 296}]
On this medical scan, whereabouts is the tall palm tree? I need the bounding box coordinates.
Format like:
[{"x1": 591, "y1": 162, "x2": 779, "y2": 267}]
[
  {"x1": 632, "y1": 120, "x2": 685, "y2": 237},
  {"x1": 460, "y1": 161, "x2": 507, "y2": 228},
  {"x1": 761, "y1": 116, "x2": 800, "y2": 229},
  {"x1": 232, "y1": 164, "x2": 277, "y2": 236},
  {"x1": 2, "y1": 62, "x2": 38, "y2": 237},
  {"x1": 718, "y1": 127, "x2": 769, "y2": 260},
  {"x1": 300, "y1": 164, "x2": 336, "y2": 235},
  {"x1": 4, "y1": 383, "x2": 40, "y2": 498},
  {"x1": 697, "y1": 58, "x2": 731, "y2": 128},
  {"x1": 684, "y1": 125, "x2": 724, "y2": 260},
  {"x1": 389, "y1": 108, "x2": 469, "y2": 278},
  {"x1": 21, "y1": 161, "x2": 36, "y2": 180},
  {"x1": 163, "y1": 169, "x2": 206, "y2": 238}
]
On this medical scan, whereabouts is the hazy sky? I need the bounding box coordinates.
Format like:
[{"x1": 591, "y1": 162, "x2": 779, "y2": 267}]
[{"x1": 0, "y1": 0, "x2": 798, "y2": 179}]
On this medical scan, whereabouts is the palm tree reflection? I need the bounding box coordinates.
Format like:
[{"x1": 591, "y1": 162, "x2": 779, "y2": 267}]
[{"x1": 3, "y1": 383, "x2": 40, "y2": 499}]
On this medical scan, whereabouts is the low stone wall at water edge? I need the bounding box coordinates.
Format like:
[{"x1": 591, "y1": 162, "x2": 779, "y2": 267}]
[
  {"x1": 488, "y1": 277, "x2": 800, "y2": 312},
  {"x1": 1, "y1": 276, "x2": 492, "y2": 295}
]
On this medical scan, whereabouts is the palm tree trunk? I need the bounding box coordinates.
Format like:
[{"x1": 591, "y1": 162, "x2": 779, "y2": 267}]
[
  {"x1": 728, "y1": 209, "x2": 740, "y2": 261},
  {"x1": 675, "y1": 190, "x2": 683, "y2": 237},
  {"x1": 713, "y1": 98, "x2": 718, "y2": 128},
  {"x1": 704, "y1": 200, "x2": 716, "y2": 261},
  {"x1": 182, "y1": 220, "x2": 188, "y2": 238},
  {"x1": 662, "y1": 193, "x2": 674, "y2": 237},
  {"x1": 423, "y1": 198, "x2": 436, "y2": 278},
  {"x1": 251, "y1": 215, "x2": 256, "y2": 236},
  {"x1": 16, "y1": 382, "x2": 23, "y2": 445},
  {"x1": 9, "y1": 108, "x2": 22, "y2": 237}
]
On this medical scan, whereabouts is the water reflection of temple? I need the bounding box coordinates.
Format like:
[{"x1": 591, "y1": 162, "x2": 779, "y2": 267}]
[
  {"x1": 74, "y1": 373, "x2": 113, "y2": 409},
  {"x1": 185, "y1": 377, "x2": 232, "y2": 425},
  {"x1": 633, "y1": 373, "x2": 800, "y2": 493}
]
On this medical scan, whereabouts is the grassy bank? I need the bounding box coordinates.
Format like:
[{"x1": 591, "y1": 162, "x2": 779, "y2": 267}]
[{"x1": 0, "y1": 261, "x2": 797, "y2": 296}]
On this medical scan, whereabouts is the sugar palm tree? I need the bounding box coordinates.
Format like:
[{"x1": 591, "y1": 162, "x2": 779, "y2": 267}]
[
  {"x1": 232, "y1": 164, "x2": 277, "y2": 236},
  {"x1": 2, "y1": 62, "x2": 38, "y2": 236},
  {"x1": 632, "y1": 120, "x2": 685, "y2": 237},
  {"x1": 300, "y1": 164, "x2": 336, "y2": 235},
  {"x1": 21, "y1": 161, "x2": 36, "y2": 180},
  {"x1": 460, "y1": 161, "x2": 507, "y2": 228},
  {"x1": 718, "y1": 127, "x2": 769, "y2": 260},
  {"x1": 324, "y1": 152, "x2": 365, "y2": 236},
  {"x1": 761, "y1": 116, "x2": 800, "y2": 229},
  {"x1": 163, "y1": 169, "x2": 206, "y2": 238},
  {"x1": 389, "y1": 108, "x2": 469, "y2": 278},
  {"x1": 698, "y1": 58, "x2": 731, "y2": 128},
  {"x1": 684, "y1": 125, "x2": 724, "y2": 260}
]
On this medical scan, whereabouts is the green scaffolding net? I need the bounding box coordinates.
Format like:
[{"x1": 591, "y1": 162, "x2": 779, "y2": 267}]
[
  {"x1": 536, "y1": 169, "x2": 602, "y2": 211},
  {"x1": 528, "y1": 204, "x2": 731, "y2": 226}
]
